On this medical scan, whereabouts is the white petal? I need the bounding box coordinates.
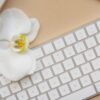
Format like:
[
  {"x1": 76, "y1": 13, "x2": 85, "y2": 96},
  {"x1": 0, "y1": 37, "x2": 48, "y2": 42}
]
[
  {"x1": 0, "y1": 49, "x2": 36, "y2": 81},
  {"x1": 28, "y1": 18, "x2": 40, "y2": 42},
  {"x1": 0, "y1": 8, "x2": 31, "y2": 41}
]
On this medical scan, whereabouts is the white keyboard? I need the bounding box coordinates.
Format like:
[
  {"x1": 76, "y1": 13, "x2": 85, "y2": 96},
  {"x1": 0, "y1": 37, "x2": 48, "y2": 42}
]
[{"x1": 1, "y1": 19, "x2": 100, "y2": 100}]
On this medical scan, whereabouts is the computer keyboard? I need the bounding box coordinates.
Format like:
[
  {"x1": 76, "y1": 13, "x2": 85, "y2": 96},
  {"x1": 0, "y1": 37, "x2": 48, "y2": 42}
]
[{"x1": 1, "y1": 19, "x2": 100, "y2": 100}]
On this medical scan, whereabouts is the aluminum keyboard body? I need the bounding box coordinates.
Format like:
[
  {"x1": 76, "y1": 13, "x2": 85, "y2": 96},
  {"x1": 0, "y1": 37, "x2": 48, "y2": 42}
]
[{"x1": 1, "y1": 19, "x2": 100, "y2": 100}]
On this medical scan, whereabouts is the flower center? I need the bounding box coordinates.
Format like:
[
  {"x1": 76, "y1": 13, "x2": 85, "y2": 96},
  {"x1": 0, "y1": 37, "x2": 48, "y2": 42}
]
[{"x1": 11, "y1": 34, "x2": 29, "y2": 53}]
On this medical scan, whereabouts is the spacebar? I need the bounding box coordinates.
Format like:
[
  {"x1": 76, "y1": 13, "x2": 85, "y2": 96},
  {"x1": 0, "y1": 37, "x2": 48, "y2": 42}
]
[{"x1": 59, "y1": 85, "x2": 96, "y2": 100}]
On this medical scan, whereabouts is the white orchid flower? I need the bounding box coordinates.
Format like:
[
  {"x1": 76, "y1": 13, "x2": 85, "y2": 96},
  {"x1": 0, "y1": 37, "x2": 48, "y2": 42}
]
[{"x1": 0, "y1": 8, "x2": 40, "y2": 81}]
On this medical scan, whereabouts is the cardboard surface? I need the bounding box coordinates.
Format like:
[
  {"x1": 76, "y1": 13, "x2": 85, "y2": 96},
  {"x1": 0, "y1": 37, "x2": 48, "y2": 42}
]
[{"x1": 3, "y1": 0, "x2": 100, "y2": 99}]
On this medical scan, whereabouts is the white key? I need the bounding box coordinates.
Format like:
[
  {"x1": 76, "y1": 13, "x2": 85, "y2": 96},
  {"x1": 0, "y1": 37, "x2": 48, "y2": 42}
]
[
  {"x1": 36, "y1": 60, "x2": 43, "y2": 72},
  {"x1": 80, "y1": 75, "x2": 92, "y2": 87},
  {"x1": 59, "y1": 72, "x2": 71, "y2": 84},
  {"x1": 96, "y1": 20, "x2": 100, "y2": 30},
  {"x1": 20, "y1": 77, "x2": 32, "y2": 89},
  {"x1": 17, "y1": 90, "x2": 29, "y2": 100},
  {"x1": 38, "y1": 81, "x2": 50, "y2": 93},
  {"x1": 31, "y1": 72, "x2": 42, "y2": 84},
  {"x1": 49, "y1": 77, "x2": 60, "y2": 88},
  {"x1": 53, "y1": 51, "x2": 65, "y2": 62},
  {"x1": 63, "y1": 59, "x2": 74, "y2": 70},
  {"x1": 27, "y1": 86, "x2": 39, "y2": 97},
  {"x1": 91, "y1": 58, "x2": 100, "y2": 70},
  {"x1": 86, "y1": 24, "x2": 97, "y2": 35},
  {"x1": 54, "y1": 38, "x2": 65, "y2": 50},
  {"x1": 6, "y1": 95, "x2": 17, "y2": 100},
  {"x1": 0, "y1": 86, "x2": 10, "y2": 98},
  {"x1": 0, "y1": 76, "x2": 11, "y2": 86},
  {"x1": 48, "y1": 89, "x2": 60, "y2": 100},
  {"x1": 59, "y1": 84, "x2": 70, "y2": 96},
  {"x1": 33, "y1": 48, "x2": 44, "y2": 59},
  {"x1": 64, "y1": 33, "x2": 76, "y2": 45},
  {"x1": 91, "y1": 71, "x2": 100, "y2": 82},
  {"x1": 10, "y1": 82, "x2": 21, "y2": 93},
  {"x1": 75, "y1": 29, "x2": 87, "y2": 40},
  {"x1": 75, "y1": 28, "x2": 87, "y2": 40},
  {"x1": 81, "y1": 63, "x2": 92, "y2": 74},
  {"x1": 42, "y1": 55, "x2": 54, "y2": 67},
  {"x1": 52, "y1": 63, "x2": 64, "y2": 75},
  {"x1": 59, "y1": 85, "x2": 96, "y2": 100},
  {"x1": 84, "y1": 49, "x2": 96, "y2": 61},
  {"x1": 31, "y1": 98, "x2": 36, "y2": 100},
  {"x1": 64, "y1": 46, "x2": 75, "y2": 58},
  {"x1": 74, "y1": 41, "x2": 86, "y2": 53},
  {"x1": 70, "y1": 68, "x2": 82, "y2": 79},
  {"x1": 37, "y1": 94, "x2": 49, "y2": 100},
  {"x1": 95, "y1": 45, "x2": 100, "y2": 56},
  {"x1": 69, "y1": 80, "x2": 81, "y2": 91},
  {"x1": 96, "y1": 33, "x2": 100, "y2": 44},
  {"x1": 95, "y1": 81, "x2": 100, "y2": 92},
  {"x1": 41, "y1": 68, "x2": 53, "y2": 79},
  {"x1": 85, "y1": 37, "x2": 97, "y2": 48},
  {"x1": 43, "y1": 43, "x2": 55, "y2": 55},
  {"x1": 74, "y1": 54, "x2": 85, "y2": 65}
]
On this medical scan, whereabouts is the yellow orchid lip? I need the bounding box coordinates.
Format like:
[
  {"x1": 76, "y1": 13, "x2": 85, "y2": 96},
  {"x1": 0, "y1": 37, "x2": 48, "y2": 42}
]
[{"x1": 11, "y1": 34, "x2": 29, "y2": 53}]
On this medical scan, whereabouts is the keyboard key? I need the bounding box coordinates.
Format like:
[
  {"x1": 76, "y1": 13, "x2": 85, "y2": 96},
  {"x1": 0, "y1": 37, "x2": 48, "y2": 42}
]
[
  {"x1": 96, "y1": 33, "x2": 100, "y2": 44},
  {"x1": 86, "y1": 24, "x2": 97, "y2": 35},
  {"x1": 63, "y1": 59, "x2": 74, "y2": 70},
  {"x1": 53, "y1": 51, "x2": 65, "y2": 62},
  {"x1": 70, "y1": 68, "x2": 82, "y2": 79},
  {"x1": 42, "y1": 55, "x2": 54, "y2": 67},
  {"x1": 31, "y1": 72, "x2": 42, "y2": 84},
  {"x1": 81, "y1": 63, "x2": 92, "y2": 74},
  {"x1": 20, "y1": 77, "x2": 32, "y2": 89},
  {"x1": 59, "y1": 85, "x2": 96, "y2": 100},
  {"x1": 95, "y1": 45, "x2": 100, "y2": 56},
  {"x1": 91, "y1": 58, "x2": 100, "y2": 70},
  {"x1": 85, "y1": 37, "x2": 97, "y2": 48},
  {"x1": 37, "y1": 94, "x2": 49, "y2": 100},
  {"x1": 64, "y1": 33, "x2": 76, "y2": 45},
  {"x1": 49, "y1": 77, "x2": 60, "y2": 88},
  {"x1": 54, "y1": 38, "x2": 65, "y2": 50},
  {"x1": 74, "y1": 54, "x2": 85, "y2": 65},
  {"x1": 59, "y1": 84, "x2": 70, "y2": 96},
  {"x1": 9, "y1": 82, "x2": 21, "y2": 93},
  {"x1": 59, "y1": 72, "x2": 71, "y2": 84},
  {"x1": 33, "y1": 48, "x2": 44, "y2": 59},
  {"x1": 74, "y1": 41, "x2": 86, "y2": 53},
  {"x1": 27, "y1": 86, "x2": 39, "y2": 97},
  {"x1": 48, "y1": 89, "x2": 60, "y2": 100},
  {"x1": 0, "y1": 86, "x2": 10, "y2": 98},
  {"x1": 95, "y1": 81, "x2": 100, "y2": 92},
  {"x1": 43, "y1": 43, "x2": 55, "y2": 55},
  {"x1": 75, "y1": 28, "x2": 87, "y2": 40},
  {"x1": 38, "y1": 81, "x2": 50, "y2": 93},
  {"x1": 91, "y1": 71, "x2": 100, "y2": 82},
  {"x1": 52, "y1": 63, "x2": 64, "y2": 75},
  {"x1": 80, "y1": 75, "x2": 92, "y2": 87},
  {"x1": 41, "y1": 68, "x2": 53, "y2": 79},
  {"x1": 35, "y1": 60, "x2": 43, "y2": 72},
  {"x1": 64, "y1": 46, "x2": 75, "y2": 58},
  {"x1": 96, "y1": 20, "x2": 100, "y2": 30},
  {"x1": 6, "y1": 95, "x2": 17, "y2": 100},
  {"x1": 69, "y1": 80, "x2": 81, "y2": 91},
  {"x1": 0, "y1": 76, "x2": 11, "y2": 86},
  {"x1": 17, "y1": 90, "x2": 29, "y2": 100},
  {"x1": 84, "y1": 49, "x2": 96, "y2": 61}
]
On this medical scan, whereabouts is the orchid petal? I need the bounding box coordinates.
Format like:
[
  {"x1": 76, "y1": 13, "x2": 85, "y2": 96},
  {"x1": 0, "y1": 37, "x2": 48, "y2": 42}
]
[
  {"x1": 0, "y1": 8, "x2": 31, "y2": 41},
  {"x1": 0, "y1": 49, "x2": 36, "y2": 81}
]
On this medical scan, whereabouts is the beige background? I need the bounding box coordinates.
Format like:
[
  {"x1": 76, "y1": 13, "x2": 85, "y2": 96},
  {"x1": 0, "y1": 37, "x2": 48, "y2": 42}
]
[{"x1": 3, "y1": 0, "x2": 100, "y2": 99}]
